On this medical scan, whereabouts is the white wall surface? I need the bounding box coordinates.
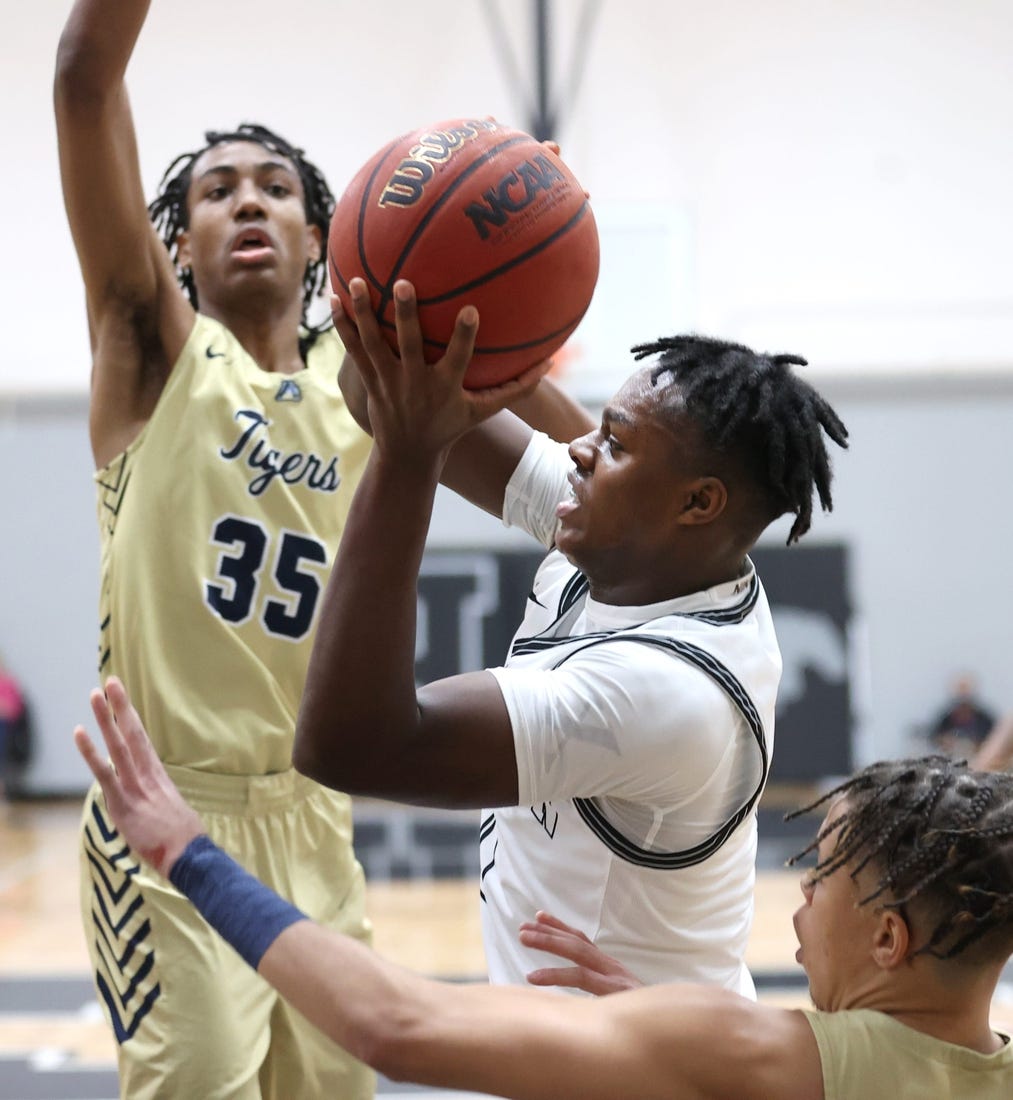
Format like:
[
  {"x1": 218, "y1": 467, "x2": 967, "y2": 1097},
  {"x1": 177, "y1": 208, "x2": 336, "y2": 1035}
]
[{"x1": 5, "y1": 0, "x2": 1013, "y2": 394}]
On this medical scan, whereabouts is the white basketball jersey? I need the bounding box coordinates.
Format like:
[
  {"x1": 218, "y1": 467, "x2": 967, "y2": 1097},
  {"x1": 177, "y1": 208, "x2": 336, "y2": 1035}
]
[{"x1": 480, "y1": 433, "x2": 782, "y2": 995}]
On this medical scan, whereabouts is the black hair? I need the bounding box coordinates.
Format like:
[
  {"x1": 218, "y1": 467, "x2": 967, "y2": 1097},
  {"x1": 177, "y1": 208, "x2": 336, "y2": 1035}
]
[
  {"x1": 631, "y1": 335, "x2": 849, "y2": 544},
  {"x1": 147, "y1": 123, "x2": 335, "y2": 360},
  {"x1": 787, "y1": 756, "x2": 1013, "y2": 961}
]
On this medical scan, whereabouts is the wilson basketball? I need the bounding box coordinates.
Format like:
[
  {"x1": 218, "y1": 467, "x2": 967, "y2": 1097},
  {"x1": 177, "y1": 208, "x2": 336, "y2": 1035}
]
[{"x1": 328, "y1": 118, "x2": 599, "y2": 388}]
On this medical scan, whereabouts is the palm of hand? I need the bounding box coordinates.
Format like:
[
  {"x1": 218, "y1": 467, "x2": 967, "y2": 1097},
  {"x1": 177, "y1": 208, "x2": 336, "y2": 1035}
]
[
  {"x1": 336, "y1": 278, "x2": 549, "y2": 462},
  {"x1": 74, "y1": 678, "x2": 205, "y2": 879}
]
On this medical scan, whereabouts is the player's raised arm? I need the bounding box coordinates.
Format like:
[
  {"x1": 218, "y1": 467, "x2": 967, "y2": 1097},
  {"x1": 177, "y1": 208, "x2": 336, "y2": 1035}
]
[
  {"x1": 54, "y1": 0, "x2": 193, "y2": 465},
  {"x1": 298, "y1": 279, "x2": 546, "y2": 806}
]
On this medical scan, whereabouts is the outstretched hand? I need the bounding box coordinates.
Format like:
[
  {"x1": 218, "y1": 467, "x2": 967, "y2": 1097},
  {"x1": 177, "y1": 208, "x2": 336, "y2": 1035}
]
[
  {"x1": 74, "y1": 677, "x2": 204, "y2": 878},
  {"x1": 332, "y1": 279, "x2": 551, "y2": 461},
  {"x1": 519, "y1": 911, "x2": 644, "y2": 996}
]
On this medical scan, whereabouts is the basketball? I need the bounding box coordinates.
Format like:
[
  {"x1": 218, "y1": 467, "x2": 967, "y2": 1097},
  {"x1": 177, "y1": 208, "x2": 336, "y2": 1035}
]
[{"x1": 327, "y1": 118, "x2": 599, "y2": 388}]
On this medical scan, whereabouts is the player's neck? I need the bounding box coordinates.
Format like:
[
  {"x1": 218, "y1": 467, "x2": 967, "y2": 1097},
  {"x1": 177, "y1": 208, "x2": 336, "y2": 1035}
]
[
  {"x1": 205, "y1": 298, "x2": 307, "y2": 375},
  {"x1": 887, "y1": 1002, "x2": 1006, "y2": 1054},
  {"x1": 863, "y1": 963, "x2": 1007, "y2": 1055},
  {"x1": 582, "y1": 543, "x2": 749, "y2": 607}
]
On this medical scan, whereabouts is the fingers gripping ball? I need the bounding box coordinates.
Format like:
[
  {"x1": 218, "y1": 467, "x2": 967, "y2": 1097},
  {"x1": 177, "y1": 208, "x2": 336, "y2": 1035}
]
[{"x1": 328, "y1": 118, "x2": 599, "y2": 388}]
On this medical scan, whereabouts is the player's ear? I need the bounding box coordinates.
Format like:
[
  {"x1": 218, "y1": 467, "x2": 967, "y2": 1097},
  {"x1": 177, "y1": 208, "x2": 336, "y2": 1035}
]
[
  {"x1": 306, "y1": 224, "x2": 322, "y2": 265},
  {"x1": 871, "y1": 908, "x2": 910, "y2": 970},
  {"x1": 176, "y1": 230, "x2": 192, "y2": 270},
  {"x1": 677, "y1": 477, "x2": 728, "y2": 526}
]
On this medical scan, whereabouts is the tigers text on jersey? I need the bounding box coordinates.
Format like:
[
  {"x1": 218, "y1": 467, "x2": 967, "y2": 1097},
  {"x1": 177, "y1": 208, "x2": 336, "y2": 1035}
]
[
  {"x1": 93, "y1": 315, "x2": 372, "y2": 774},
  {"x1": 480, "y1": 432, "x2": 782, "y2": 994}
]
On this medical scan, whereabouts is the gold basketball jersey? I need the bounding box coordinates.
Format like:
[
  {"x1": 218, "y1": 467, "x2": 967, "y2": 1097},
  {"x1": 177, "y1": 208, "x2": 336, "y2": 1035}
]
[{"x1": 94, "y1": 315, "x2": 372, "y2": 774}]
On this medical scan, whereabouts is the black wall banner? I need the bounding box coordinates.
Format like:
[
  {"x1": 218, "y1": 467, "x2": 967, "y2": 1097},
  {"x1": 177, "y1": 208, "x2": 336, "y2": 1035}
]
[{"x1": 750, "y1": 545, "x2": 853, "y2": 782}]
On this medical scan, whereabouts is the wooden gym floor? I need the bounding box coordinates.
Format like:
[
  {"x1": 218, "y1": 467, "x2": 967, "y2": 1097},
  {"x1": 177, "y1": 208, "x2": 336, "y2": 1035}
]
[{"x1": 2, "y1": 798, "x2": 1012, "y2": 1100}]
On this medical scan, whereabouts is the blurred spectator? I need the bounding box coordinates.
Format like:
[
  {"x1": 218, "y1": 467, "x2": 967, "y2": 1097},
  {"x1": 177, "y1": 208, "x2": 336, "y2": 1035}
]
[
  {"x1": 0, "y1": 654, "x2": 29, "y2": 798},
  {"x1": 927, "y1": 674, "x2": 996, "y2": 760}
]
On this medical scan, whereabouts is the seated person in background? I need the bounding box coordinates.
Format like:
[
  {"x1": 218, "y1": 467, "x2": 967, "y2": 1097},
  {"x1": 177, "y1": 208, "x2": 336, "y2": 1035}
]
[
  {"x1": 0, "y1": 654, "x2": 28, "y2": 799},
  {"x1": 928, "y1": 674, "x2": 996, "y2": 758},
  {"x1": 76, "y1": 682, "x2": 1013, "y2": 1100}
]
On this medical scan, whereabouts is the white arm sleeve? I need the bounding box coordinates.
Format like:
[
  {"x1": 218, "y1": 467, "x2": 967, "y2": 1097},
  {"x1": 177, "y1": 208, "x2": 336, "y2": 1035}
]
[{"x1": 501, "y1": 431, "x2": 572, "y2": 548}]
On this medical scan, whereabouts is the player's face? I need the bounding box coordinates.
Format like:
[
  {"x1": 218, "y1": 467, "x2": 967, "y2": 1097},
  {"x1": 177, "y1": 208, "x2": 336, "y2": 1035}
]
[
  {"x1": 554, "y1": 369, "x2": 705, "y2": 594},
  {"x1": 177, "y1": 141, "x2": 321, "y2": 312},
  {"x1": 792, "y1": 801, "x2": 881, "y2": 1011}
]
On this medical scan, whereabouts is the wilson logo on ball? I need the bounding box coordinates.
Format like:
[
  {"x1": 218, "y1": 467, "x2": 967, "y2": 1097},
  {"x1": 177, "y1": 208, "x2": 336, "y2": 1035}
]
[{"x1": 379, "y1": 119, "x2": 500, "y2": 209}]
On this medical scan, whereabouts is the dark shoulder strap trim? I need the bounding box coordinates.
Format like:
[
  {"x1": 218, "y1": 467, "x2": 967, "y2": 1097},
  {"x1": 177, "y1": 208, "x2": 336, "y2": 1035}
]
[
  {"x1": 558, "y1": 570, "x2": 590, "y2": 615},
  {"x1": 511, "y1": 572, "x2": 760, "y2": 658},
  {"x1": 675, "y1": 574, "x2": 759, "y2": 625},
  {"x1": 561, "y1": 633, "x2": 769, "y2": 870},
  {"x1": 510, "y1": 569, "x2": 592, "y2": 655}
]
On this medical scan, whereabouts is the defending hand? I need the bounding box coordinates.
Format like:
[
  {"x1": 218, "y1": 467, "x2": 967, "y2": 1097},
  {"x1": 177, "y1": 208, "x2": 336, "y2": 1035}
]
[
  {"x1": 519, "y1": 910, "x2": 644, "y2": 996},
  {"x1": 74, "y1": 677, "x2": 205, "y2": 878}
]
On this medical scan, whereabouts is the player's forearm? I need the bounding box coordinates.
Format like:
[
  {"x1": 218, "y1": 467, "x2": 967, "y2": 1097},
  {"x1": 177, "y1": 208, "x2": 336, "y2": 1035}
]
[
  {"x1": 56, "y1": 0, "x2": 152, "y2": 94},
  {"x1": 506, "y1": 376, "x2": 596, "y2": 446},
  {"x1": 337, "y1": 352, "x2": 537, "y2": 521},
  {"x1": 294, "y1": 448, "x2": 441, "y2": 792},
  {"x1": 175, "y1": 840, "x2": 577, "y2": 1097},
  {"x1": 437, "y1": 377, "x2": 588, "y2": 516},
  {"x1": 166, "y1": 835, "x2": 447, "y2": 1078},
  {"x1": 257, "y1": 921, "x2": 458, "y2": 1081},
  {"x1": 259, "y1": 921, "x2": 632, "y2": 1099},
  {"x1": 974, "y1": 715, "x2": 1013, "y2": 772}
]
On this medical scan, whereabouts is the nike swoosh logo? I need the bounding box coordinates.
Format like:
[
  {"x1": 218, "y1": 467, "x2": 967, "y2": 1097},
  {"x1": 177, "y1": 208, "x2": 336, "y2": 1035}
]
[
  {"x1": 527, "y1": 590, "x2": 545, "y2": 607},
  {"x1": 205, "y1": 347, "x2": 225, "y2": 359}
]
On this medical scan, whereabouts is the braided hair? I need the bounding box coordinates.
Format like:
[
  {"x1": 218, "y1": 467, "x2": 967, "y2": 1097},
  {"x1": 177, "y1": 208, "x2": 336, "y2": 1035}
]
[
  {"x1": 148, "y1": 123, "x2": 336, "y2": 359},
  {"x1": 631, "y1": 336, "x2": 849, "y2": 544},
  {"x1": 787, "y1": 756, "x2": 1013, "y2": 961}
]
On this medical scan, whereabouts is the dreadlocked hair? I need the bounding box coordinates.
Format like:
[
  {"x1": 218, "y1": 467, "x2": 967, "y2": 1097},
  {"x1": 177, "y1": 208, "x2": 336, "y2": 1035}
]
[
  {"x1": 147, "y1": 123, "x2": 336, "y2": 361},
  {"x1": 630, "y1": 335, "x2": 849, "y2": 544},
  {"x1": 786, "y1": 755, "x2": 1013, "y2": 961}
]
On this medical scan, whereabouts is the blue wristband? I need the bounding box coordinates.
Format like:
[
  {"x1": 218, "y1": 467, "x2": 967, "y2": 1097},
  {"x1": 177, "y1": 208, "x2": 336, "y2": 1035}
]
[{"x1": 168, "y1": 835, "x2": 307, "y2": 970}]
